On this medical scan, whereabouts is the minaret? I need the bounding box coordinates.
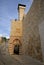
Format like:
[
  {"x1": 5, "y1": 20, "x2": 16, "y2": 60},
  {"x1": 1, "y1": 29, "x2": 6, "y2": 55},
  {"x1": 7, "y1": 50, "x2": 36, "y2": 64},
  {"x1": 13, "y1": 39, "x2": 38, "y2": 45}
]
[{"x1": 18, "y1": 4, "x2": 26, "y2": 21}]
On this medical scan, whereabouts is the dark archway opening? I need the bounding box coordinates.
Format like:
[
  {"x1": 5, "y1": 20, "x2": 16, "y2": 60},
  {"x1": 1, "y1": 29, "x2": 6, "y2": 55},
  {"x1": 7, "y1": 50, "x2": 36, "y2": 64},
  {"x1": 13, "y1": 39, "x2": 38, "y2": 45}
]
[{"x1": 14, "y1": 45, "x2": 19, "y2": 55}]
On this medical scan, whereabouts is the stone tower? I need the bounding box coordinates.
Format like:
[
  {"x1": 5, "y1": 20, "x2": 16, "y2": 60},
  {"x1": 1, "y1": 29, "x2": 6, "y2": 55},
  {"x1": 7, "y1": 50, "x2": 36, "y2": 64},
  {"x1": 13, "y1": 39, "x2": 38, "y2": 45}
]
[
  {"x1": 8, "y1": 4, "x2": 26, "y2": 55},
  {"x1": 18, "y1": 4, "x2": 26, "y2": 21}
]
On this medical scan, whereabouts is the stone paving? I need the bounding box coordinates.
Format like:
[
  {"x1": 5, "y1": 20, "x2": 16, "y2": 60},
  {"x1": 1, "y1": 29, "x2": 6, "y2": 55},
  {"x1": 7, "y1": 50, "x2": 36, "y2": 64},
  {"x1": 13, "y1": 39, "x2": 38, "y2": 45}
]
[
  {"x1": 0, "y1": 53, "x2": 44, "y2": 65},
  {"x1": 0, "y1": 42, "x2": 44, "y2": 65},
  {"x1": 12, "y1": 55, "x2": 44, "y2": 65}
]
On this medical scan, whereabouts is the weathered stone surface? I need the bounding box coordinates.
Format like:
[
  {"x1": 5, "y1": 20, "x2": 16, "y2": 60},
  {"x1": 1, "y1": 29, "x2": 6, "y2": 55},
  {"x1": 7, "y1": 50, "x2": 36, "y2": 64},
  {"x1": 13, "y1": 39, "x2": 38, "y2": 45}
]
[
  {"x1": 0, "y1": 42, "x2": 44, "y2": 65},
  {"x1": 8, "y1": 0, "x2": 44, "y2": 62},
  {"x1": 22, "y1": 0, "x2": 44, "y2": 62}
]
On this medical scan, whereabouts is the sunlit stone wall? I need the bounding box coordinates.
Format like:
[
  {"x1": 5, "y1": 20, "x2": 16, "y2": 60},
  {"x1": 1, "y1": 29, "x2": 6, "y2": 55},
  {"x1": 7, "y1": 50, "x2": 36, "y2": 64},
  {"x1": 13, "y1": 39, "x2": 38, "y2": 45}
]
[{"x1": 8, "y1": 20, "x2": 22, "y2": 54}]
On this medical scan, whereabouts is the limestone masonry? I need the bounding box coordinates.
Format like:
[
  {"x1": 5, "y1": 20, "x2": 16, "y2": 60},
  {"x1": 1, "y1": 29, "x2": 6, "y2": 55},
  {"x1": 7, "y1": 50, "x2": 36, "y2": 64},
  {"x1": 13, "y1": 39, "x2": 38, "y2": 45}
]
[{"x1": 9, "y1": 0, "x2": 44, "y2": 62}]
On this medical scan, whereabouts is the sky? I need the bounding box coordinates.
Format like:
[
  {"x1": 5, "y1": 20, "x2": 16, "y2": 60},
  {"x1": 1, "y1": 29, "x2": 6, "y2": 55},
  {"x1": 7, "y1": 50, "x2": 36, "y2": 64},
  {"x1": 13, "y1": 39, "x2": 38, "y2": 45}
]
[{"x1": 0, "y1": 0, "x2": 33, "y2": 38}]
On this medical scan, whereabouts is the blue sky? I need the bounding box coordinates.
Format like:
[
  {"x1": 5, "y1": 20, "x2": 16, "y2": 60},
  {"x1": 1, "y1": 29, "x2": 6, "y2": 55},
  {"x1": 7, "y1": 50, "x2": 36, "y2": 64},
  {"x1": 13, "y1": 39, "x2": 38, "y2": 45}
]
[{"x1": 0, "y1": 0, "x2": 33, "y2": 38}]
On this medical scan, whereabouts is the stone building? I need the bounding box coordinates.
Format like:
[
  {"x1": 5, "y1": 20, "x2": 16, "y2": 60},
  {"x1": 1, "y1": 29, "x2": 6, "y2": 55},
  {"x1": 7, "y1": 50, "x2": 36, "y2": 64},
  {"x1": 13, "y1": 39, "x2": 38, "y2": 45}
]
[
  {"x1": 8, "y1": 4, "x2": 26, "y2": 55},
  {"x1": 9, "y1": 0, "x2": 44, "y2": 62},
  {"x1": 0, "y1": 36, "x2": 9, "y2": 44}
]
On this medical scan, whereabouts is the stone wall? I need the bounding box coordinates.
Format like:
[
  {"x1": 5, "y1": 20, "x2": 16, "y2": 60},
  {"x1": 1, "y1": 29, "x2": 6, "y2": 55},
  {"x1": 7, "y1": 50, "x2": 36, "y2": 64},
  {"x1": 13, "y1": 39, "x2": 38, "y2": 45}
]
[
  {"x1": 38, "y1": 0, "x2": 44, "y2": 62},
  {"x1": 8, "y1": 20, "x2": 23, "y2": 54},
  {"x1": 22, "y1": 0, "x2": 44, "y2": 61},
  {"x1": 39, "y1": 21, "x2": 44, "y2": 62}
]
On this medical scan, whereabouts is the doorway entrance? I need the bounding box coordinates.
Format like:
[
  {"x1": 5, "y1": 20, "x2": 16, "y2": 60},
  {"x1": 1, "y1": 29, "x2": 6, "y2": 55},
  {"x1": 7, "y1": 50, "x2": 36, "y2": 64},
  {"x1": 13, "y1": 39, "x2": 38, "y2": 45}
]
[
  {"x1": 13, "y1": 39, "x2": 21, "y2": 55},
  {"x1": 14, "y1": 44, "x2": 19, "y2": 54}
]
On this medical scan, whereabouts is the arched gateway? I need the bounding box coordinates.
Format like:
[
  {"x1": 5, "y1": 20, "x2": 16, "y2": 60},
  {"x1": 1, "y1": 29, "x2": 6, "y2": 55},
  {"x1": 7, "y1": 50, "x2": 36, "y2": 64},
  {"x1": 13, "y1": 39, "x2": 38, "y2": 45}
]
[
  {"x1": 13, "y1": 39, "x2": 21, "y2": 55},
  {"x1": 9, "y1": 38, "x2": 22, "y2": 55}
]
